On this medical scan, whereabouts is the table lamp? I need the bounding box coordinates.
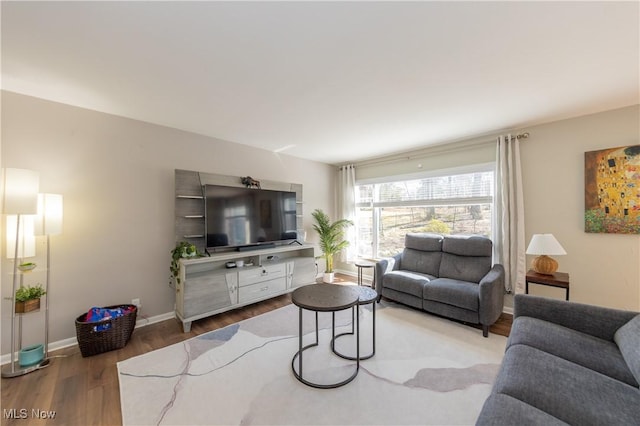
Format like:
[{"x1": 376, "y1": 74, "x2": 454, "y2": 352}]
[{"x1": 526, "y1": 234, "x2": 567, "y2": 275}]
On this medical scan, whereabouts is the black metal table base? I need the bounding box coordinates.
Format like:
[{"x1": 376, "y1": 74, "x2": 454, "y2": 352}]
[
  {"x1": 291, "y1": 307, "x2": 359, "y2": 389},
  {"x1": 331, "y1": 301, "x2": 375, "y2": 361}
]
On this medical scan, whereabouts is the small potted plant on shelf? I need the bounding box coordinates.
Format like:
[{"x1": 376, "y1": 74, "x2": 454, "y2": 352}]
[
  {"x1": 18, "y1": 262, "x2": 37, "y2": 273},
  {"x1": 311, "y1": 209, "x2": 353, "y2": 283},
  {"x1": 15, "y1": 284, "x2": 46, "y2": 313},
  {"x1": 170, "y1": 241, "x2": 203, "y2": 286}
]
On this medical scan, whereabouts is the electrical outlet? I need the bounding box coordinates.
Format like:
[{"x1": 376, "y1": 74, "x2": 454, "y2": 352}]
[{"x1": 132, "y1": 298, "x2": 141, "y2": 308}]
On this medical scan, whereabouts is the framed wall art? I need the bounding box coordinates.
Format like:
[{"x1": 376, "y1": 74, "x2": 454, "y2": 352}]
[{"x1": 584, "y1": 144, "x2": 640, "y2": 234}]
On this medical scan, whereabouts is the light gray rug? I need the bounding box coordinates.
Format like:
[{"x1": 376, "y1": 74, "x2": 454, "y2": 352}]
[{"x1": 118, "y1": 300, "x2": 506, "y2": 425}]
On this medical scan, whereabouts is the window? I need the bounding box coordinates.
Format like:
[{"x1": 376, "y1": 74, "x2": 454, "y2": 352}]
[{"x1": 355, "y1": 165, "x2": 494, "y2": 258}]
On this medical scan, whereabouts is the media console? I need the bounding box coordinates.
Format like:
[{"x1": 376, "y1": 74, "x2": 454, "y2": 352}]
[{"x1": 175, "y1": 244, "x2": 316, "y2": 332}]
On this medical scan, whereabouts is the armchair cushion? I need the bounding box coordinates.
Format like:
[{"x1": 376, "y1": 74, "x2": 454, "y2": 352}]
[{"x1": 614, "y1": 314, "x2": 640, "y2": 386}]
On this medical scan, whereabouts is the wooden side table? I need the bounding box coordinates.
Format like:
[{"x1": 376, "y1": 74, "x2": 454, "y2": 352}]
[{"x1": 525, "y1": 269, "x2": 570, "y2": 300}]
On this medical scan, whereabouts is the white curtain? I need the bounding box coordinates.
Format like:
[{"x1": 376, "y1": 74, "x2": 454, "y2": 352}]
[
  {"x1": 494, "y1": 135, "x2": 526, "y2": 293},
  {"x1": 337, "y1": 164, "x2": 356, "y2": 262}
]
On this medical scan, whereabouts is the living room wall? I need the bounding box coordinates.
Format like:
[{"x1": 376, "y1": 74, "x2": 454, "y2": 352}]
[
  {"x1": 0, "y1": 91, "x2": 335, "y2": 355},
  {"x1": 520, "y1": 105, "x2": 639, "y2": 311},
  {"x1": 344, "y1": 104, "x2": 640, "y2": 311}
]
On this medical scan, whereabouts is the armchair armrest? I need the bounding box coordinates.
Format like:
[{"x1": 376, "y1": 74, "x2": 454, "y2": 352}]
[
  {"x1": 374, "y1": 254, "x2": 401, "y2": 295},
  {"x1": 514, "y1": 294, "x2": 637, "y2": 341},
  {"x1": 478, "y1": 264, "x2": 505, "y2": 325}
]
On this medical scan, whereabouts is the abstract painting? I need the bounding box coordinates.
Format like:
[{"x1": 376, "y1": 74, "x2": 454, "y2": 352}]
[{"x1": 584, "y1": 145, "x2": 640, "y2": 234}]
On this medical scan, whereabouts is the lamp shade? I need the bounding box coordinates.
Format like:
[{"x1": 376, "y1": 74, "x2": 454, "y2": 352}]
[
  {"x1": 2, "y1": 168, "x2": 39, "y2": 214},
  {"x1": 6, "y1": 215, "x2": 36, "y2": 258},
  {"x1": 34, "y1": 193, "x2": 63, "y2": 236},
  {"x1": 526, "y1": 234, "x2": 567, "y2": 255}
]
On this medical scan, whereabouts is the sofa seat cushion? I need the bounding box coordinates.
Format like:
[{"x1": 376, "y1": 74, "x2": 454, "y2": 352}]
[
  {"x1": 476, "y1": 394, "x2": 569, "y2": 426},
  {"x1": 383, "y1": 270, "x2": 433, "y2": 298},
  {"x1": 509, "y1": 316, "x2": 639, "y2": 387},
  {"x1": 424, "y1": 278, "x2": 479, "y2": 311},
  {"x1": 493, "y1": 344, "x2": 640, "y2": 425}
]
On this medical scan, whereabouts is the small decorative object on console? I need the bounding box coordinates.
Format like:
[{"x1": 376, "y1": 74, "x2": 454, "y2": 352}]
[{"x1": 241, "y1": 176, "x2": 261, "y2": 189}]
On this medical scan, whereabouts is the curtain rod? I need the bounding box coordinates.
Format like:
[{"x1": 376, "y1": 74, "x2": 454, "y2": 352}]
[
  {"x1": 512, "y1": 132, "x2": 530, "y2": 140},
  {"x1": 344, "y1": 132, "x2": 530, "y2": 169}
]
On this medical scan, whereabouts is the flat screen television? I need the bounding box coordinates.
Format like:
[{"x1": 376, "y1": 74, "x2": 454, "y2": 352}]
[{"x1": 205, "y1": 184, "x2": 298, "y2": 250}]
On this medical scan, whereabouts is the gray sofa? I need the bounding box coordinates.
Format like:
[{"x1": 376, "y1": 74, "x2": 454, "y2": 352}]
[
  {"x1": 477, "y1": 294, "x2": 640, "y2": 425},
  {"x1": 375, "y1": 233, "x2": 504, "y2": 337}
]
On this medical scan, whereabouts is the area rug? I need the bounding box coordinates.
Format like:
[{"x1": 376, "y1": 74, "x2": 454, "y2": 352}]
[{"x1": 118, "y1": 300, "x2": 507, "y2": 425}]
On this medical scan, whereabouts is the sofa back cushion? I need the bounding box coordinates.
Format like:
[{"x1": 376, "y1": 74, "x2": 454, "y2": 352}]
[
  {"x1": 614, "y1": 314, "x2": 640, "y2": 387},
  {"x1": 439, "y1": 235, "x2": 492, "y2": 283},
  {"x1": 401, "y1": 233, "x2": 443, "y2": 276}
]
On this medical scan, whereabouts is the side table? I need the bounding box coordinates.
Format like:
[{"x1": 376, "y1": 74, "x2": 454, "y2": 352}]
[
  {"x1": 525, "y1": 269, "x2": 570, "y2": 300},
  {"x1": 354, "y1": 260, "x2": 375, "y2": 287},
  {"x1": 291, "y1": 284, "x2": 361, "y2": 388},
  {"x1": 331, "y1": 286, "x2": 377, "y2": 360}
]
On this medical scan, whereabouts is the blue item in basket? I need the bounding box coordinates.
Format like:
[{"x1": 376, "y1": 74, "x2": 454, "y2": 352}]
[{"x1": 85, "y1": 306, "x2": 135, "y2": 332}]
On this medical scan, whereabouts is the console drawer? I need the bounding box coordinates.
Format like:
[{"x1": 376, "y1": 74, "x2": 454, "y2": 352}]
[
  {"x1": 238, "y1": 263, "x2": 287, "y2": 286},
  {"x1": 238, "y1": 277, "x2": 287, "y2": 304}
]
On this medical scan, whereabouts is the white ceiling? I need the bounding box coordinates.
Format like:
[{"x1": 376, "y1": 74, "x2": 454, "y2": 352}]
[{"x1": 2, "y1": 1, "x2": 638, "y2": 164}]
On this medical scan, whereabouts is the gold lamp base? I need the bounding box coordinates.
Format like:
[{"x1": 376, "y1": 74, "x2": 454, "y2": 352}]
[{"x1": 531, "y1": 255, "x2": 558, "y2": 275}]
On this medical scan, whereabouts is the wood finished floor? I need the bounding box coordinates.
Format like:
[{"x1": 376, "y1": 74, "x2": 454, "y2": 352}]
[{"x1": 1, "y1": 276, "x2": 512, "y2": 426}]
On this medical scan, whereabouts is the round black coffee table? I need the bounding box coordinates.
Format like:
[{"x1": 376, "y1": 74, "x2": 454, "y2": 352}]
[
  {"x1": 331, "y1": 286, "x2": 377, "y2": 360},
  {"x1": 291, "y1": 284, "x2": 360, "y2": 388}
]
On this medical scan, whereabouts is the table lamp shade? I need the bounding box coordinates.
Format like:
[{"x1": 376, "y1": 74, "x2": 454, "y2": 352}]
[
  {"x1": 2, "y1": 168, "x2": 39, "y2": 214},
  {"x1": 34, "y1": 193, "x2": 63, "y2": 236},
  {"x1": 6, "y1": 215, "x2": 36, "y2": 258},
  {"x1": 526, "y1": 234, "x2": 566, "y2": 275}
]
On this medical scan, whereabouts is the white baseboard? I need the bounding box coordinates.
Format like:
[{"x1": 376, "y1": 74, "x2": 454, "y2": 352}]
[{"x1": 1, "y1": 310, "x2": 176, "y2": 366}]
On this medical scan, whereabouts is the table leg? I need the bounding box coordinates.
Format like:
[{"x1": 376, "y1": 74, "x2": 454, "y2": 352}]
[{"x1": 298, "y1": 306, "x2": 302, "y2": 379}]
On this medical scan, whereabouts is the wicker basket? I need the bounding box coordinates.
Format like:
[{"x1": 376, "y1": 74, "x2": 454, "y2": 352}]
[{"x1": 75, "y1": 304, "x2": 137, "y2": 357}]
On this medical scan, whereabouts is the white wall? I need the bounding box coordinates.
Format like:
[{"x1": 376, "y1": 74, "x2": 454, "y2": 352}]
[
  {"x1": 1, "y1": 91, "x2": 335, "y2": 354},
  {"x1": 521, "y1": 105, "x2": 639, "y2": 310}
]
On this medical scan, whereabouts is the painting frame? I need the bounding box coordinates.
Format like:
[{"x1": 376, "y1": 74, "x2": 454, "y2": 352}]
[{"x1": 584, "y1": 144, "x2": 640, "y2": 234}]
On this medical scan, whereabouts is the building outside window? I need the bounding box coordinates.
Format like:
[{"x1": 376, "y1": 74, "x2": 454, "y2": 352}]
[{"x1": 355, "y1": 164, "x2": 494, "y2": 258}]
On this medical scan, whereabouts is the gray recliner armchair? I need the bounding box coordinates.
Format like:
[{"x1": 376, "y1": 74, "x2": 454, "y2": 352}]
[{"x1": 375, "y1": 233, "x2": 505, "y2": 337}]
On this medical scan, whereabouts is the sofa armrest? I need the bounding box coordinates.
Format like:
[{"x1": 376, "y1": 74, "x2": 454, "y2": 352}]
[
  {"x1": 374, "y1": 254, "x2": 401, "y2": 295},
  {"x1": 478, "y1": 264, "x2": 505, "y2": 326},
  {"x1": 514, "y1": 294, "x2": 638, "y2": 341}
]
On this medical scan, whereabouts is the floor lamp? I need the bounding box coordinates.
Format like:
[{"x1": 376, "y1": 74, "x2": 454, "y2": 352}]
[
  {"x1": 1, "y1": 168, "x2": 39, "y2": 378},
  {"x1": 34, "y1": 193, "x2": 63, "y2": 360}
]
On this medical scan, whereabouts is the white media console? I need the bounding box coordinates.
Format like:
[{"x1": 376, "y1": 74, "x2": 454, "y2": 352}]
[{"x1": 175, "y1": 243, "x2": 316, "y2": 332}]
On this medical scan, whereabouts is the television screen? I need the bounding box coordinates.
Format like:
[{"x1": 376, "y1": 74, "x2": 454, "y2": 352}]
[{"x1": 205, "y1": 185, "x2": 298, "y2": 249}]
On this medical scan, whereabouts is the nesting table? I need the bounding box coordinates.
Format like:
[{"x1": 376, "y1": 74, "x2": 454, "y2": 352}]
[
  {"x1": 331, "y1": 286, "x2": 377, "y2": 360},
  {"x1": 291, "y1": 284, "x2": 363, "y2": 388}
]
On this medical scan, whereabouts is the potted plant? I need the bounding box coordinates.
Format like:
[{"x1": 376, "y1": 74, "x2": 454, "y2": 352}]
[
  {"x1": 170, "y1": 241, "x2": 203, "y2": 286},
  {"x1": 15, "y1": 284, "x2": 46, "y2": 313},
  {"x1": 311, "y1": 209, "x2": 353, "y2": 283}
]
